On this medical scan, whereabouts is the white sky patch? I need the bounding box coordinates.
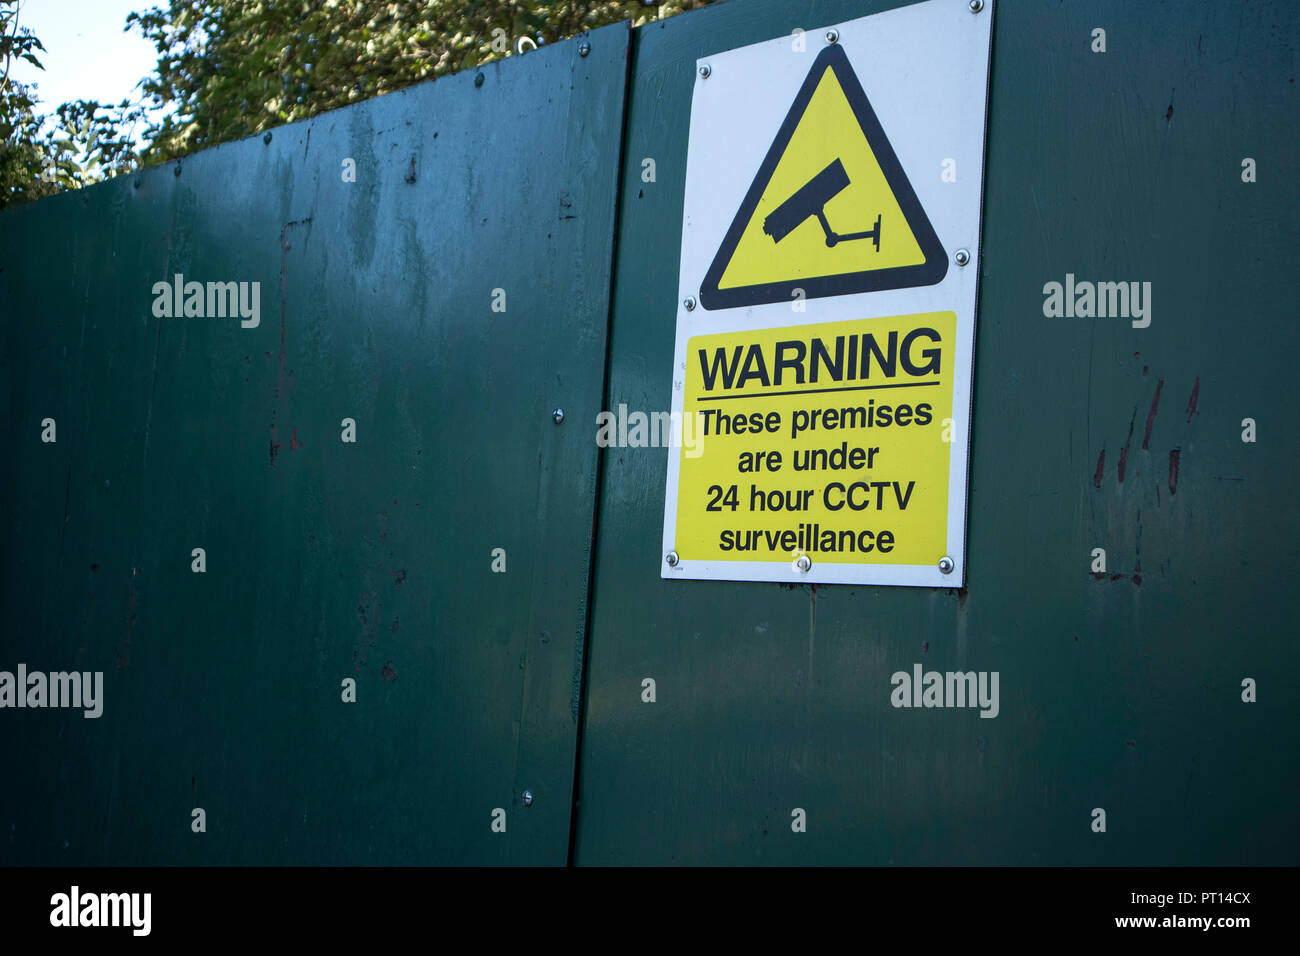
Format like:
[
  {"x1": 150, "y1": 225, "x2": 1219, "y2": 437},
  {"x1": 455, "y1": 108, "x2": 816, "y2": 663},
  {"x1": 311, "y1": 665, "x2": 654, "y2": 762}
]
[{"x1": 8, "y1": 0, "x2": 167, "y2": 145}]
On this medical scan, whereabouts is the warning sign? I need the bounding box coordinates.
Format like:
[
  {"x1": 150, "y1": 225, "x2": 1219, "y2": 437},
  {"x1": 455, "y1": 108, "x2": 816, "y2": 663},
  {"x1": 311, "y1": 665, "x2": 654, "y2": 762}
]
[
  {"x1": 676, "y1": 313, "x2": 955, "y2": 565},
  {"x1": 700, "y1": 44, "x2": 947, "y2": 309},
  {"x1": 664, "y1": 0, "x2": 992, "y2": 587}
]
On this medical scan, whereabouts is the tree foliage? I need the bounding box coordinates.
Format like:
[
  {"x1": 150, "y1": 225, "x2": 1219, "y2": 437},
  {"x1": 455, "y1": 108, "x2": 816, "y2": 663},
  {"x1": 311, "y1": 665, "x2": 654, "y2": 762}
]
[
  {"x1": 1, "y1": 0, "x2": 145, "y2": 209},
  {"x1": 0, "y1": 0, "x2": 56, "y2": 207},
  {"x1": 0, "y1": 0, "x2": 713, "y2": 208},
  {"x1": 130, "y1": 0, "x2": 713, "y2": 164}
]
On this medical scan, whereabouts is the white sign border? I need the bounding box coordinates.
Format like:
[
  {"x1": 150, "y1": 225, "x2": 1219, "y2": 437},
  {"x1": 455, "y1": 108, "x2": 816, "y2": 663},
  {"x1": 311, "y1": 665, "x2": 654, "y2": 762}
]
[{"x1": 662, "y1": 0, "x2": 994, "y2": 588}]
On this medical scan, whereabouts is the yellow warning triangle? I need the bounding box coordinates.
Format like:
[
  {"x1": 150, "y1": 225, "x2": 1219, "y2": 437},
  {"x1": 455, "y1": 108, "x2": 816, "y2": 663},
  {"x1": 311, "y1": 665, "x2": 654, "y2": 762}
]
[{"x1": 700, "y1": 44, "x2": 947, "y2": 310}]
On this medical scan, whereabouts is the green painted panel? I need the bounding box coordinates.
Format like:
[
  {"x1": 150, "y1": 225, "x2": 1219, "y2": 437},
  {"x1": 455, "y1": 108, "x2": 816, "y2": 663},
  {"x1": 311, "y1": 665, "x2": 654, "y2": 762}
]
[
  {"x1": 0, "y1": 21, "x2": 629, "y2": 865},
  {"x1": 575, "y1": 0, "x2": 1299, "y2": 864}
]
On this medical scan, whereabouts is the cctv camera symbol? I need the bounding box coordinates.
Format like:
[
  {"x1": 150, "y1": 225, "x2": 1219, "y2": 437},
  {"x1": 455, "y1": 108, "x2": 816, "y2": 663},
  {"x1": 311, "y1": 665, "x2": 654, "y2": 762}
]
[{"x1": 763, "y1": 158, "x2": 881, "y2": 250}]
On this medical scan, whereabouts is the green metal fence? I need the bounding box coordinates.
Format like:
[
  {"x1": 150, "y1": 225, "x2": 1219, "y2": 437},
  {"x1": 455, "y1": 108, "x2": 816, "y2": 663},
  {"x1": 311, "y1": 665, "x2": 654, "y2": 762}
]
[{"x1": 1, "y1": 0, "x2": 1296, "y2": 866}]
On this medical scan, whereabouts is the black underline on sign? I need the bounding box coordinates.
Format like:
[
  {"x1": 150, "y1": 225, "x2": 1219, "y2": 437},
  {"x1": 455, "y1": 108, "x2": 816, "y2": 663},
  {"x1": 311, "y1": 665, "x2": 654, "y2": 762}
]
[{"x1": 697, "y1": 380, "x2": 943, "y2": 402}]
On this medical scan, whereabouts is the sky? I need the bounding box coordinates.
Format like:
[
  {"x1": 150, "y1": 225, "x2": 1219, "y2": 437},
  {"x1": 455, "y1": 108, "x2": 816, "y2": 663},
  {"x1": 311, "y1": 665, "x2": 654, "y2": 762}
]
[{"x1": 8, "y1": 0, "x2": 163, "y2": 138}]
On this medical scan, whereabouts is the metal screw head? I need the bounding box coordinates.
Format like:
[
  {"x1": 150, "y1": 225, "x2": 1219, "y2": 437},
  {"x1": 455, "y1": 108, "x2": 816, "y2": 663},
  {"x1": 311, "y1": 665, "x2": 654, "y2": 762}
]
[
  {"x1": 666, "y1": 551, "x2": 680, "y2": 567},
  {"x1": 173, "y1": 163, "x2": 182, "y2": 177},
  {"x1": 683, "y1": 296, "x2": 697, "y2": 311},
  {"x1": 133, "y1": 177, "x2": 141, "y2": 189},
  {"x1": 795, "y1": 554, "x2": 812, "y2": 573},
  {"x1": 969, "y1": 0, "x2": 984, "y2": 13},
  {"x1": 698, "y1": 63, "x2": 711, "y2": 79},
  {"x1": 578, "y1": 41, "x2": 591, "y2": 57},
  {"x1": 552, "y1": 408, "x2": 564, "y2": 425},
  {"x1": 825, "y1": 28, "x2": 840, "y2": 44},
  {"x1": 522, "y1": 791, "x2": 533, "y2": 806},
  {"x1": 263, "y1": 132, "x2": 272, "y2": 145},
  {"x1": 474, "y1": 73, "x2": 484, "y2": 88},
  {"x1": 939, "y1": 556, "x2": 955, "y2": 574},
  {"x1": 954, "y1": 248, "x2": 970, "y2": 266}
]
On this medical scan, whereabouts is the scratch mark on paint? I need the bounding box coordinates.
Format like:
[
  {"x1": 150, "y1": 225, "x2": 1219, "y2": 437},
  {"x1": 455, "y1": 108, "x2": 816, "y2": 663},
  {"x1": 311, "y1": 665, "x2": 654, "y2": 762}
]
[
  {"x1": 1168, "y1": 449, "x2": 1181, "y2": 495},
  {"x1": 1184, "y1": 376, "x2": 1200, "y2": 422},
  {"x1": 1093, "y1": 449, "x2": 1106, "y2": 488},
  {"x1": 1118, "y1": 409, "x2": 1136, "y2": 483},
  {"x1": 1141, "y1": 378, "x2": 1164, "y2": 450}
]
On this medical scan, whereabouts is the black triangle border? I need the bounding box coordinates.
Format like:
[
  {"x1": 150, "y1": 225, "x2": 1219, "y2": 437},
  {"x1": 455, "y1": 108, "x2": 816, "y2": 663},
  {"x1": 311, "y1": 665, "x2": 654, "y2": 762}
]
[{"x1": 698, "y1": 43, "x2": 948, "y2": 311}]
